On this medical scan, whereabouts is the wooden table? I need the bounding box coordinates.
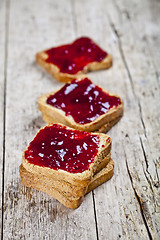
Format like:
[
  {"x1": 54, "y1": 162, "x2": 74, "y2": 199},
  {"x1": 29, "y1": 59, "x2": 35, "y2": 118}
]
[{"x1": 0, "y1": 0, "x2": 160, "y2": 239}]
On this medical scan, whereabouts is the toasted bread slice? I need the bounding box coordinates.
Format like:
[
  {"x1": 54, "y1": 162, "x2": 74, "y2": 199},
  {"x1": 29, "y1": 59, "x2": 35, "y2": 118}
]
[
  {"x1": 95, "y1": 114, "x2": 123, "y2": 133},
  {"x1": 38, "y1": 78, "x2": 123, "y2": 132},
  {"x1": 19, "y1": 159, "x2": 114, "y2": 209},
  {"x1": 87, "y1": 158, "x2": 114, "y2": 194},
  {"x1": 22, "y1": 124, "x2": 111, "y2": 188},
  {"x1": 21, "y1": 154, "x2": 111, "y2": 199},
  {"x1": 36, "y1": 37, "x2": 112, "y2": 82}
]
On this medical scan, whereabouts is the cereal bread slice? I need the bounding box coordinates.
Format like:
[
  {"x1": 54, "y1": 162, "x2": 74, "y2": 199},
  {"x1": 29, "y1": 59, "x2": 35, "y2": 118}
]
[
  {"x1": 21, "y1": 154, "x2": 111, "y2": 199},
  {"x1": 36, "y1": 37, "x2": 112, "y2": 82},
  {"x1": 38, "y1": 78, "x2": 123, "y2": 132},
  {"x1": 19, "y1": 159, "x2": 114, "y2": 209},
  {"x1": 22, "y1": 124, "x2": 111, "y2": 187},
  {"x1": 87, "y1": 158, "x2": 114, "y2": 193}
]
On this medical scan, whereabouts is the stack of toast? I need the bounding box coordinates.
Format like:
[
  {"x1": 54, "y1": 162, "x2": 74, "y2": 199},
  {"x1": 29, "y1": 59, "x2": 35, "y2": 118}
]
[
  {"x1": 20, "y1": 37, "x2": 123, "y2": 208},
  {"x1": 20, "y1": 124, "x2": 114, "y2": 209}
]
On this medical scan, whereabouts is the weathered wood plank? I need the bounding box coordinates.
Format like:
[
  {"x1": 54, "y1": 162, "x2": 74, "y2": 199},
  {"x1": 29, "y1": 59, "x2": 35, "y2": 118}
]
[
  {"x1": 2, "y1": 0, "x2": 160, "y2": 239},
  {"x1": 143, "y1": 0, "x2": 160, "y2": 191},
  {"x1": 140, "y1": 0, "x2": 160, "y2": 87},
  {"x1": 74, "y1": 0, "x2": 151, "y2": 239},
  {"x1": 105, "y1": 0, "x2": 160, "y2": 239},
  {"x1": 3, "y1": 0, "x2": 97, "y2": 239},
  {"x1": 0, "y1": 0, "x2": 8, "y2": 238}
]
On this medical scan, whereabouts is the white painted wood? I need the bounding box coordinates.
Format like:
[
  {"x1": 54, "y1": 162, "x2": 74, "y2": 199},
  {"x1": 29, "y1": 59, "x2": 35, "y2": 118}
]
[
  {"x1": 3, "y1": 0, "x2": 97, "y2": 239},
  {"x1": 0, "y1": 0, "x2": 7, "y2": 236}
]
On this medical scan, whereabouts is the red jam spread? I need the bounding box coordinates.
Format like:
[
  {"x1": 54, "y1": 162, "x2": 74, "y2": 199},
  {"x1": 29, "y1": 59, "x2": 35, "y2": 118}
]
[
  {"x1": 45, "y1": 37, "x2": 107, "y2": 74},
  {"x1": 25, "y1": 124, "x2": 100, "y2": 173},
  {"x1": 47, "y1": 78, "x2": 121, "y2": 124}
]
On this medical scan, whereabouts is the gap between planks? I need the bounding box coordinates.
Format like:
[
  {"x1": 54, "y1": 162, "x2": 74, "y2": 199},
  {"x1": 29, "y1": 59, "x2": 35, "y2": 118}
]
[
  {"x1": 71, "y1": 0, "x2": 99, "y2": 240},
  {"x1": 1, "y1": 1, "x2": 10, "y2": 240},
  {"x1": 70, "y1": 0, "x2": 100, "y2": 238}
]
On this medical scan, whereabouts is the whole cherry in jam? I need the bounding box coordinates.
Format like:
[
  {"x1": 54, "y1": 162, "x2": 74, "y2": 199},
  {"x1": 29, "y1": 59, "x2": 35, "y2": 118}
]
[
  {"x1": 25, "y1": 124, "x2": 100, "y2": 174},
  {"x1": 45, "y1": 37, "x2": 107, "y2": 74},
  {"x1": 47, "y1": 78, "x2": 121, "y2": 124}
]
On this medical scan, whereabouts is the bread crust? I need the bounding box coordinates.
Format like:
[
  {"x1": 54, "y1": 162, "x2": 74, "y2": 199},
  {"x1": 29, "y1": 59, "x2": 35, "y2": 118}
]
[
  {"x1": 87, "y1": 158, "x2": 114, "y2": 193},
  {"x1": 22, "y1": 124, "x2": 111, "y2": 187},
  {"x1": 38, "y1": 87, "x2": 123, "y2": 132},
  {"x1": 21, "y1": 154, "x2": 111, "y2": 199},
  {"x1": 94, "y1": 113, "x2": 123, "y2": 133},
  {"x1": 19, "y1": 159, "x2": 114, "y2": 209},
  {"x1": 36, "y1": 50, "x2": 112, "y2": 82}
]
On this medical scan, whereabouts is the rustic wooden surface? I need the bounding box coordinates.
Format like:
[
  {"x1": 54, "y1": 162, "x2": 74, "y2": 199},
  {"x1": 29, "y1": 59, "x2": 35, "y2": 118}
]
[{"x1": 0, "y1": 0, "x2": 160, "y2": 239}]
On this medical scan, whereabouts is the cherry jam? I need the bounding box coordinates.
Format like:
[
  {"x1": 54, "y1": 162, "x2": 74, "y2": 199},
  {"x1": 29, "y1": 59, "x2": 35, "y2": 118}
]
[
  {"x1": 25, "y1": 124, "x2": 100, "y2": 173},
  {"x1": 45, "y1": 37, "x2": 107, "y2": 74},
  {"x1": 47, "y1": 78, "x2": 121, "y2": 124}
]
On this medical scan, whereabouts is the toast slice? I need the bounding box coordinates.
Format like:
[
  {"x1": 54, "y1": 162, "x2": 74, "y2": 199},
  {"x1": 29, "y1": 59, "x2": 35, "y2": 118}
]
[
  {"x1": 20, "y1": 159, "x2": 114, "y2": 209},
  {"x1": 38, "y1": 78, "x2": 123, "y2": 132},
  {"x1": 22, "y1": 124, "x2": 112, "y2": 188},
  {"x1": 21, "y1": 154, "x2": 111, "y2": 199},
  {"x1": 36, "y1": 37, "x2": 112, "y2": 82}
]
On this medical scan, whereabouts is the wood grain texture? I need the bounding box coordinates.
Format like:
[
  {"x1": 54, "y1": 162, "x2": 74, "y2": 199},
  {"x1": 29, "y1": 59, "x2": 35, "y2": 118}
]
[
  {"x1": 106, "y1": 0, "x2": 160, "y2": 239},
  {"x1": 0, "y1": 0, "x2": 8, "y2": 237},
  {"x1": 1, "y1": 0, "x2": 160, "y2": 239},
  {"x1": 2, "y1": 0, "x2": 97, "y2": 239},
  {"x1": 73, "y1": 0, "x2": 153, "y2": 239}
]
